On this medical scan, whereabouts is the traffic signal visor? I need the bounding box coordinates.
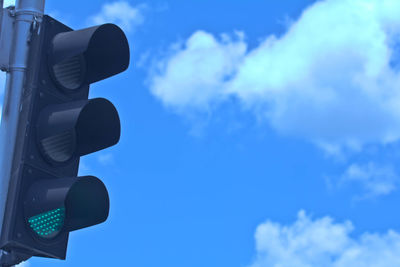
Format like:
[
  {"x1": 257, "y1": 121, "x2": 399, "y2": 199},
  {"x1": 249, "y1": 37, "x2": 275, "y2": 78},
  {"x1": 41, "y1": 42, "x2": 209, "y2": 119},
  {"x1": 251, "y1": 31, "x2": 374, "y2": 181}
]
[{"x1": 50, "y1": 23, "x2": 130, "y2": 91}]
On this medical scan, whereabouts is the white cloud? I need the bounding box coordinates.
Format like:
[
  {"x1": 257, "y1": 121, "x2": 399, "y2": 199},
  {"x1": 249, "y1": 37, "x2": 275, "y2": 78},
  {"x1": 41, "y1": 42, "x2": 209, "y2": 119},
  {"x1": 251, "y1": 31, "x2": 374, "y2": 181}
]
[
  {"x1": 149, "y1": 0, "x2": 400, "y2": 153},
  {"x1": 340, "y1": 162, "x2": 399, "y2": 198},
  {"x1": 88, "y1": 1, "x2": 145, "y2": 32},
  {"x1": 151, "y1": 31, "x2": 246, "y2": 110},
  {"x1": 248, "y1": 211, "x2": 400, "y2": 267}
]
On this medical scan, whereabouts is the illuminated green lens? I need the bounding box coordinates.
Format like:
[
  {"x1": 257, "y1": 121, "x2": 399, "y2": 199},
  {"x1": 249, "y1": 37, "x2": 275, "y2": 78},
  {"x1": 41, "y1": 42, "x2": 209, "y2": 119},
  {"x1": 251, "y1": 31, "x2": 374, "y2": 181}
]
[{"x1": 28, "y1": 207, "x2": 65, "y2": 238}]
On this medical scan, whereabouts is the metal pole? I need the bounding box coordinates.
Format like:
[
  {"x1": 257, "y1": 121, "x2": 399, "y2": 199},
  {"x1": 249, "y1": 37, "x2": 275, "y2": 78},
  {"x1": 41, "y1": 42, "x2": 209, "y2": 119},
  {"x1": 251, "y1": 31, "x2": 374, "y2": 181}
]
[
  {"x1": 0, "y1": 1, "x2": 4, "y2": 38},
  {"x1": 0, "y1": 0, "x2": 4, "y2": 24},
  {"x1": 0, "y1": 0, "x2": 44, "y2": 265}
]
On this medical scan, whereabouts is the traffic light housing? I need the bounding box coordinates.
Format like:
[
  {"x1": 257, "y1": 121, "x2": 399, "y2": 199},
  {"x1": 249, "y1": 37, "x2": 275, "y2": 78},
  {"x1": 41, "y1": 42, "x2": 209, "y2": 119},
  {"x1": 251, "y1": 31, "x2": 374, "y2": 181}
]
[{"x1": 0, "y1": 15, "x2": 129, "y2": 261}]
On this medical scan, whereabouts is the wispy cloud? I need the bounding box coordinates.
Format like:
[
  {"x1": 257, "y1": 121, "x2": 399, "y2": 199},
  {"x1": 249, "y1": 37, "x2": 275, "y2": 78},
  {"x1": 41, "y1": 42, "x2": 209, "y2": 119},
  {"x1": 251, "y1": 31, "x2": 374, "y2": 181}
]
[
  {"x1": 88, "y1": 1, "x2": 145, "y2": 32},
  {"x1": 149, "y1": 0, "x2": 400, "y2": 154},
  {"x1": 248, "y1": 211, "x2": 400, "y2": 267},
  {"x1": 340, "y1": 162, "x2": 399, "y2": 199},
  {"x1": 97, "y1": 153, "x2": 114, "y2": 166}
]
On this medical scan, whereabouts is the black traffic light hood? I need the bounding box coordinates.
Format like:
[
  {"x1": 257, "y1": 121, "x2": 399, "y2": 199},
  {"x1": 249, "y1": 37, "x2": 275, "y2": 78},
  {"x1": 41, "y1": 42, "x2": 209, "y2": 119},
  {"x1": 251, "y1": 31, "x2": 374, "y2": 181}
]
[{"x1": 50, "y1": 23, "x2": 130, "y2": 85}]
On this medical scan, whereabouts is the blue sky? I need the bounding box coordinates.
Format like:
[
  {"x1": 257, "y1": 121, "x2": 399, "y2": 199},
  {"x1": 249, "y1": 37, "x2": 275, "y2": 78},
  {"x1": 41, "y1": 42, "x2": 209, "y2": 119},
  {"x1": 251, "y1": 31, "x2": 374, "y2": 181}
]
[{"x1": 2, "y1": 0, "x2": 400, "y2": 266}]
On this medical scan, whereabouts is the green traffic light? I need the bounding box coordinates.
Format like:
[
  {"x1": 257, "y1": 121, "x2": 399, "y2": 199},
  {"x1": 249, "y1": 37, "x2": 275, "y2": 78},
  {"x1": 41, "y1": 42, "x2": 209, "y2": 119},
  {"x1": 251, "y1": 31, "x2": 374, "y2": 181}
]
[{"x1": 28, "y1": 207, "x2": 65, "y2": 239}]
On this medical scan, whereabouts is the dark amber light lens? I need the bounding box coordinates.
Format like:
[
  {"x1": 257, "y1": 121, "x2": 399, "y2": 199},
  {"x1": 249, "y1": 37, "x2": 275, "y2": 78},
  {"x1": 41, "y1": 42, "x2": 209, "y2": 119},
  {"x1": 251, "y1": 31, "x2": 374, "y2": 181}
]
[{"x1": 52, "y1": 55, "x2": 85, "y2": 90}]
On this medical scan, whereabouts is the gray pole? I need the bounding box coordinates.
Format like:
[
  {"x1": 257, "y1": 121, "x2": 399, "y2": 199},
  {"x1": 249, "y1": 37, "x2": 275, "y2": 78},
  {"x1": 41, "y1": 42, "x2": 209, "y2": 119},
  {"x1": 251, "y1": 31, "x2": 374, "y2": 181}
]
[
  {"x1": 0, "y1": 0, "x2": 45, "y2": 265},
  {"x1": 0, "y1": 1, "x2": 3, "y2": 28}
]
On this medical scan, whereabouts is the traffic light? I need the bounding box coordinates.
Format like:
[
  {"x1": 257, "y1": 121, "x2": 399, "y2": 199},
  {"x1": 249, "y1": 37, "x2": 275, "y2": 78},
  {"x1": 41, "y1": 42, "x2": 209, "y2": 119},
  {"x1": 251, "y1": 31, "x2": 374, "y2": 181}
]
[{"x1": 0, "y1": 15, "x2": 129, "y2": 262}]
